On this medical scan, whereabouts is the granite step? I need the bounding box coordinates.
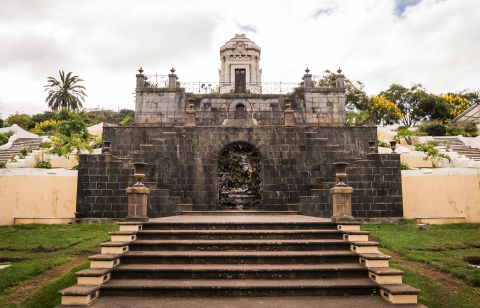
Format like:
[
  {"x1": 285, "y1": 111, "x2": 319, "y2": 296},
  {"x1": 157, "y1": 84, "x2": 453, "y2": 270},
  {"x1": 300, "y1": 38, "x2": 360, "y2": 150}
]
[
  {"x1": 134, "y1": 229, "x2": 348, "y2": 240},
  {"x1": 99, "y1": 278, "x2": 381, "y2": 297},
  {"x1": 142, "y1": 221, "x2": 359, "y2": 230},
  {"x1": 119, "y1": 250, "x2": 362, "y2": 264},
  {"x1": 128, "y1": 239, "x2": 355, "y2": 251},
  {"x1": 110, "y1": 263, "x2": 372, "y2": 280}
]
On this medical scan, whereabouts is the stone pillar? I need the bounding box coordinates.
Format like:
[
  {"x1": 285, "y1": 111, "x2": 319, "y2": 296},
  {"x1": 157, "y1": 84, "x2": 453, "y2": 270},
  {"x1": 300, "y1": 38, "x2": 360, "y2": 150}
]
[
  {"x1": 136, "y1": 74, "x2": 145, "y2": 88},
  {"x1": 125, "y1": 187, "x2": 150, "y2": 222},
  {"x1": 330, "y1": 187, "x2": 354, "y2": 222},
  {"x1": 225, "y1": 57, "x2": 231, "y2": 84},
  {"x1": 169, "y1": 74, "x2": 177, "y2": 88},
  {"x1": 187, "y1": 99, "x2": 196, "y2": 126},
  {"x1": 304, "y1": 74, "x2": 313, "y2": 87},
  {"x1": 336, "y1": 74, "x2": 345, "y2": 88},
  {"x1": 284, "y1": 99, "x2": 294, "y2": 127}
]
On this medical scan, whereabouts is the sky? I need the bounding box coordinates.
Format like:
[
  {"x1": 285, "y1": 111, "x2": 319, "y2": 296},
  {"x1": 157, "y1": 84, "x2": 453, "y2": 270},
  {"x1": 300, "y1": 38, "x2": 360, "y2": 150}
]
[{"x1": 0, "y1": 0, "x2": 479, "y2": 119}]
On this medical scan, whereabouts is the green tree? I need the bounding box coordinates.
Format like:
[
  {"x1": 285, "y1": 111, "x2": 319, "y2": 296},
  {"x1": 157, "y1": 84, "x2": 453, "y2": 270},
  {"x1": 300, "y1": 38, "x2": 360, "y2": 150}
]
[
  {"x1": 114, "y1": 109, "x2": 135, "y2": 123},
  {"x1": 31, "y1": 111, "x2": 58, "y2": 124},
  {"x1": 315, "y1": 70, "x2": 369, "y2": 112},
  {"x1": 394, "y1": 129, "x2": 419, "y2": 145},
  {"x1": 6, "y1": 113, "x2": 33, "y2": 130},
  {"x1": 44, "y1": 70, "x2": 87, "y2": 110},
  {"x1": 57, "y1": 107, "x2": 73, "y2": 121},
  {"x1": 416, "y1": 94, "x2": 450, "y2": 123},
  {"x1": 379, "y1": 84, "x2": 426, "y2": 127},
  {"x1": 56, "y1": 115, "x2": 90, "y2": 138}
]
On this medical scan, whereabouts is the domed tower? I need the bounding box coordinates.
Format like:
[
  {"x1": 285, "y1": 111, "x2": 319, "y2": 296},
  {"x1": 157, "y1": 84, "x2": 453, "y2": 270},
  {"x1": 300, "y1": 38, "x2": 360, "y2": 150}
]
[{"x1": 219, "y1": 34, "x2": 262, "y2": 94}]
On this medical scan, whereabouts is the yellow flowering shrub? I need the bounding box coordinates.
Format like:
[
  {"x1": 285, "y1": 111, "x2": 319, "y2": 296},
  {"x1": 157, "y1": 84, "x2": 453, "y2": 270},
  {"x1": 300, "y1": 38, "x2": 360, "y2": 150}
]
[
  {"x1": 440, "y1": 94, "x2": 469, "y2": 119},
  {"x1": 30, "y1": 119, "x2": 59, "y2": 135},
  {"x1": 366, "y1": 96, "x2": 403, "y2": 125}
]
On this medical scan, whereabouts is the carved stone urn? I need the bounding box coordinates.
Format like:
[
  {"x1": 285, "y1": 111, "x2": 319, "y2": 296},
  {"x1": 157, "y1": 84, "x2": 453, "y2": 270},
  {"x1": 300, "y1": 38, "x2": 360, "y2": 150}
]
[
  {"x1": 368, "y1": 140, "x2": 376, "y2": 154},
  {"x1": 389, "y1": 140, "x2": 397, "y2": 153},
  {"x1": 132, "y1": 163, "x2": 147, "y2": 187},
  {"x1": 333, "y1": 162, "x2": 349, "y2": 187},
  {"x1": 103, "y1": 141, "x2": 111, "y2": 155}
]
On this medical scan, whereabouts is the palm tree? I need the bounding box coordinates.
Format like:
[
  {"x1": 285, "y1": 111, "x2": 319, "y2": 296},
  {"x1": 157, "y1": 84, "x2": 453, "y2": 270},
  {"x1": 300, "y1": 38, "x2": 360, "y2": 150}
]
[{"x1": 44, "y1": 71, "x2": 87, "y2": 110}]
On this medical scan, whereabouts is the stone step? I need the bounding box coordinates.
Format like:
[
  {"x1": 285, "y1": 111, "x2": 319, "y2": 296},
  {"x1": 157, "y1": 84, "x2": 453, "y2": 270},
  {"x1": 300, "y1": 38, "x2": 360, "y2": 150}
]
[
  {"x1": 142, "y1": 221, "x2": 359, "y2": 230},
  {"x1": 133, "y1": 229, "x2": 349, "y2": 240},
  {"x1": 128, "y1": 239, "x2": 355, "y2": 251},
  {"x1": 98, "y1": 278, "x2": 407, "y2": 297},
  {"x1": 119, "y1": 250, "x2": 362, "y2": 264},
  {"x1": 182, "y1": 211, "x2": 298, "y2": 216},
  {"x1": 109, "y1": 263, "x2": 373, "y2": 280}
]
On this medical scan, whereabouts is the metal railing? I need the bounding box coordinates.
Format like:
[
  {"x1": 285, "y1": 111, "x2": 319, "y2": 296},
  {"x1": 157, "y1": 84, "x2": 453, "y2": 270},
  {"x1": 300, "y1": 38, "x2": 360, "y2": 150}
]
[
  {"x1": 178, "y1": 82, "x2": 300, "y2": 94},
  {"x1": 144, "y1": 75, "x2": 169, "y2": 88}
]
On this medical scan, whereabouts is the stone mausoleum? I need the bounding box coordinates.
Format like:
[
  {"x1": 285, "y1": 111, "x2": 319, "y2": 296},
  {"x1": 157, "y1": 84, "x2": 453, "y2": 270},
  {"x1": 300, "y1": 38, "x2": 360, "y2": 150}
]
[{"x1": 76, "y1": 34, "x2": 403, "y2": 221}]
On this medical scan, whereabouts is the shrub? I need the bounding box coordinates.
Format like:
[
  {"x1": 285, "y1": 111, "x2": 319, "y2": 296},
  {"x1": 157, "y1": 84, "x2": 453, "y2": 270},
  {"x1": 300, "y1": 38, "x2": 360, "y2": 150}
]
[
  {"x1": 378, "y1": 140, "x2": 389, "y2": 147},
  {"x1": 92, "y1": 138, "x2": 102, "y2": 149},
  {"x1": 0, "y1": 131, "x2": 15, "y2": 146},
  {"x1": 414, "y1": 143, "x2": 435, "y2": 152},
  {"x1": 72, "y1": 164, "x2": 79, "y2": 170},
  {"x1": 49, "y1": 147, "x2": 63, "y2": 156},
  {"x1": 394, "y1": 129, "x2": 418, "y2": 145},
  {"x1": 401, "y1": 161, "x2": 410, "y2": 170},
  {"x1": 445, "y1": 122, "x2": 479, "y2": 137},
  {"x1": 8, "y1": 156, "x2": 17, "y2": 163},
  {"x1": 0, "y1": 161, "x2": 6, "y2": 168},
  {"x1": 20, "y1": 147, "x2": 28, "y2": 156},
  {"x1": 422, "y1": 123, "x2": 447, "y2": 136},
  {"x1": 423, "y1": 147, "x2": 451, "y2": 167},
  {"x1": 34, "y1": 161, "x2": 53, "y2": 169},
  {"x1": 39, "y1": 141, "x2": 52, "y2": 148}
]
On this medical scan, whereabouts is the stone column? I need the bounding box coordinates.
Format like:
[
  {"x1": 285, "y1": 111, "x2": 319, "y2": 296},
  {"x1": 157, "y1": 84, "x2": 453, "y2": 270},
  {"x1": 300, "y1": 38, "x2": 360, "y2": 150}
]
[
  {"x1": 284, "y1": 100, "x2": 294, "y2": 127},
  {"x1": 336, "y1": 74, "x2": 345, "y2": 88},
  {"x1": 225, "y1": 57, "x2": 231, "y2": 84},
  {"x1": 330, "y1": 187, "x2": 354, "y2": 222},
  {"x1": 136, "y1": 74, "x2": 145, "y2": 88},
  {"x1": 187, "y1": 99, "x2": 196, "y2": 126},
  {"x1": 251, "y1": 56, "x2": 257, "y2": 84},
  {"x1": 168, "y1": 74, "x2": 177, "y2": 88},
  {"x1": 125, "y1": 187, "x2": 150, "y2": 222},
  {"x1": 304, "y1": 74, "x2": 313, "y2": 88}
]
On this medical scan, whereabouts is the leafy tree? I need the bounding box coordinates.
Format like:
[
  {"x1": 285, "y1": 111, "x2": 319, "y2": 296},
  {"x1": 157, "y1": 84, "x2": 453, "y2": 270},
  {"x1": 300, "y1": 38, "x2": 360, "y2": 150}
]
[
  {"x1": 379, "y1": 84, "x2": 426, "y2": 127},
  {"x1": 55, "y1": 133, "x2": 93, "y2": 160},
  {"x1": 114, "y1": 109, "x2": 135, "y2": 123},
  {"x1": 315, "y1": 70, "x2": 369, "y2": 112},
  {"x1": 416, "y1": 94, "x2": 450, "y2": 123},
  {"x1": 457, "y1": 89, "x2": 479, "y2": 106},
  {"x1": 6, "y1": 113, "x2": 33, "y2": 130},
  {"x1": 365, "y1": 96, "x2": 403, "y2": 125},
  {"x1": 120, "y1": 117, "x2": 134, "y2": 126},
  {"x1": 44, "y1": 70, "x2": 87, "y2": 110},
  {"x1": 31, "y1": 111, "x2": 58, "y2": 124},
  {"x1": 56, "y1": 115, "x2": 90, "y2": 138},
  {"x1": 394, "y1": 129, "x2": 419, "y2": 145},
  {"x1": 346, "y1": 110, "x2": 369, "y2": 125},
  {"x1": 57, "y1": 107, "x2": 73, "y2": 121},
  {"x1": 440, "y1": 94, "x2": 470, "y2": 120},
  {"x1": 423, "y1": 147, "x2": 451, "y2": 168}
]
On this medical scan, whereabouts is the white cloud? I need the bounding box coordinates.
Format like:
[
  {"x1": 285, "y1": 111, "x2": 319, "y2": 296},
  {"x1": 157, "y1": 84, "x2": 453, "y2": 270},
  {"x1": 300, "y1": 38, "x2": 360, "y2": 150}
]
[{"x1": 0, "y1": 0, "x2": 478, "y2": 119}]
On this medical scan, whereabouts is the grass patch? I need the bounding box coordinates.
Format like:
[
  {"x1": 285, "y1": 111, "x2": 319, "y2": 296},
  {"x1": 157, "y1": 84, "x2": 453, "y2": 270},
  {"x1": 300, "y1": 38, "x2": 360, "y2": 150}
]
[
  {"x1": 391, "y1": 264, "x2": 477, "y2": 308},
  {"x1": 21, "y1": 261, "x2": 90, "y2": 308},
  {"x1": 362, "y1": 223, "x2": 480, "y2": 286},
  {"x1": 0, "y1": 224, "x2": 117, "y2": 299}
]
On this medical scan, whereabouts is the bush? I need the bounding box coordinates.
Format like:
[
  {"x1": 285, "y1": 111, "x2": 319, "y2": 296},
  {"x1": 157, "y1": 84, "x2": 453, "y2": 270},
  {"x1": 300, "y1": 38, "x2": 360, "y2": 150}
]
[
  {"x1": 49, "y1": 147, "x2": 63, "y2": 156},
  {"x1": 401, "y1": 161, "x2": 410, "y2": 170},
  {"x1": 0, "y1": 131, "x2": 15, "y2": 146},
  {"x1": 414, "y1": 143, "x2": 435, "y2": 152},
  {"x1": 72, "y1": 164, "x2": 79, "y2": 170},
  {"x1": 0, "y1": 161, "x2": 7, "y2": 168},
  {"x1": 20, "y1": 147, "x2": 29, "y2": 156},
  {"x1": 420, "y1": 122, "x2": 447, "y2": 136},
  {"x1": 39, "y1": 141, "x2": 52, "y2": 148},
  {"x1": 445, "y1": 122, "x2": 479, "y2": 137},
  {"x1": 34, "y1": 161, "x2": 53, "y2": 169},
  {"x1": 394, "y1": 129, "x2": 418, "y2": 145},
  {"x1": 378, "y1": 140, "x2": 389, "y2": 147},
  {"x1": 92, "y1": 138, "x2": 102, "y2": 149}
]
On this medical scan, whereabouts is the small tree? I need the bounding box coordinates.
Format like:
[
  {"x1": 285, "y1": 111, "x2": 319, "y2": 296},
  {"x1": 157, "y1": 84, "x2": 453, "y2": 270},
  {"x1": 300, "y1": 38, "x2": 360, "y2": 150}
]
[
  {"x1": 44, "y1": 70, "x2": 87, "y2": 110},
  {"x1": 6, "y1": 113, "x2": 33, "y2": 130},
  {"x1": 365, "y1": 96, "x2": 403, "y2": 125},
  {"x1": 423, "y1": 147, "x2": 451, "y2": 168},
  {"x1": 394, "y1": 129, "x2": 419, "y2": 145}
]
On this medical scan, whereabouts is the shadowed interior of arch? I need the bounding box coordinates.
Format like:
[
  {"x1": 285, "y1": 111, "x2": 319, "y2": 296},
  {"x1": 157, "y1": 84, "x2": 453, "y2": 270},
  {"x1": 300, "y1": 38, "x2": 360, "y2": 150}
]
[{"x1": 217, "y1": 142, "x2": 262, "y2": 210}]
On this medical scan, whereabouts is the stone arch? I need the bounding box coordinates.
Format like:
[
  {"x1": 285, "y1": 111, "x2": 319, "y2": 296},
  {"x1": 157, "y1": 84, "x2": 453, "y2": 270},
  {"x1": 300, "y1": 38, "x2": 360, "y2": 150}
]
[
  {"x1": 217, "y1": 141, "x2": 263, "y2": 210},
  {"x1": 228, "y1": 99, "x2": 252, "y2": 111}
]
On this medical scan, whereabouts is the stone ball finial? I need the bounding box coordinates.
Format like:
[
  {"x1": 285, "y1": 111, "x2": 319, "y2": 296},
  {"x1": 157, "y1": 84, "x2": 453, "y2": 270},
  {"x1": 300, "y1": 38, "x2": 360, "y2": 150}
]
[
  {"x1": 305, "y1": 67, "x2": 310, "y2": 74},
  {"x1": 170, "y1": 67, "x2": 176, "y2": 74},
  {"x1": 337, "y1": 67, "x2": 342, "y2": 74},
  {"x1": 138, "y1": 67, "x2": 144, "y2": 74}
]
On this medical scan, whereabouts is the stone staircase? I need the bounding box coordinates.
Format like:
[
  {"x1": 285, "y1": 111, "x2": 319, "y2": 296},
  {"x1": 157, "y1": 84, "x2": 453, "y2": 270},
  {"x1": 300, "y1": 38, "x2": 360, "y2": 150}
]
[
  {"x1": 0, "y1": 138, "x2": 43, "y2": 161},
  {"x1": 433, "y1": 137, "x2": 480, "y2": 161},
  {"x1": 57, "y1": 213, "x2": 423, "y2": 306}
]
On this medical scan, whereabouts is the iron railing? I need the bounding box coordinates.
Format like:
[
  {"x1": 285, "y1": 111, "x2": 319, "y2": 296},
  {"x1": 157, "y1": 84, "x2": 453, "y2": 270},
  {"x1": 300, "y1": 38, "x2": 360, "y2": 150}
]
[
  {"x1": 144, "y1": 75, "x2": 169, "y2": 88},
  {"x1": 178, "y1": 82, "x2": 300, "y2": 95},
  {"x1": 196, "y1": 111, "x2": 285, "y2": 126}
]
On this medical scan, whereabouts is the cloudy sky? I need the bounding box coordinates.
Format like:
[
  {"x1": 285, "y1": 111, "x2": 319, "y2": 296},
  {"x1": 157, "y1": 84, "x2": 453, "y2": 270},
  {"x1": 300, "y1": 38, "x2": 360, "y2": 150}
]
[{"x1": 0, "y1": 0, "x2": 479, "y2": 119}]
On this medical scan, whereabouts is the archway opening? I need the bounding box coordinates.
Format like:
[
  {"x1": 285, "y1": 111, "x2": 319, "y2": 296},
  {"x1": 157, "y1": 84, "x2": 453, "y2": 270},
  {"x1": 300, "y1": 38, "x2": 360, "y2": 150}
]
[{"x1": 218, "y1": 143, "x2": 262, "y2": 210}]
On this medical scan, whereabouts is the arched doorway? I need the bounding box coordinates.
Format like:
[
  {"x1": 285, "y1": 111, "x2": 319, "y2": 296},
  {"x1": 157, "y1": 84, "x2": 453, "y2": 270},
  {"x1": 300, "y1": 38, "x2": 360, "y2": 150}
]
[
  {"x1": 218, "y1": 143, "x2": 262, "y2": 210},
  {"x1": 235, "y1": 104, "x2": 246, "y2": 119}
]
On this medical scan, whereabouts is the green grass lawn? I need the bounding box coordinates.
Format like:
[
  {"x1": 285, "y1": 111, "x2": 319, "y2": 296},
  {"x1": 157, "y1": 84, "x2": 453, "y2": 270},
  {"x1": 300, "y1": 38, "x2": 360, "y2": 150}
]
[
  {"x1": 0, "y1": 224, "x2": 118, "y2": 308},
  {"x1": 362, "y1": 221, "x2": 480, "y2": 307}
]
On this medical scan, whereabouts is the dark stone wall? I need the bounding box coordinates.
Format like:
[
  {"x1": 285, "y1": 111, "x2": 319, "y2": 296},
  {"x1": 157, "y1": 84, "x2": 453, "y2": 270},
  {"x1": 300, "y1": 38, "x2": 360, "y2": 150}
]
[{"x1": 76, "y1": 125, "x2": 403, "y2": 219}]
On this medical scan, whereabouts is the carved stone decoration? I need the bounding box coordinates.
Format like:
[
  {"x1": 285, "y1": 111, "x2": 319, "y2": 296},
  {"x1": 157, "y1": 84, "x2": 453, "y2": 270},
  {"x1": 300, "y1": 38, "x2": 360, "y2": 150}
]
[{"x1": 219, "y1": 34, "x2": 262, "y2": 85}]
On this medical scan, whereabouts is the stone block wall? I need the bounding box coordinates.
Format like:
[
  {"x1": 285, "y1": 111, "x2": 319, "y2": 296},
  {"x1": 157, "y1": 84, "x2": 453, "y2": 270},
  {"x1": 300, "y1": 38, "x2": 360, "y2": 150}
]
[
  {"x1": 134, "y1": 88, "x2": 346, "y2": 125},
  {"x1": 75, "y1": 125, "x2": 403, "y2": 219}
]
